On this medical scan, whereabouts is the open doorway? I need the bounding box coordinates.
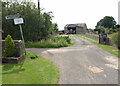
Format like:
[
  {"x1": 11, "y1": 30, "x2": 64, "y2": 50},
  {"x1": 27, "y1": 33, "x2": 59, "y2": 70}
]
[{"x1": 67, "y1": 27, "x2": 76, "y2": 34}]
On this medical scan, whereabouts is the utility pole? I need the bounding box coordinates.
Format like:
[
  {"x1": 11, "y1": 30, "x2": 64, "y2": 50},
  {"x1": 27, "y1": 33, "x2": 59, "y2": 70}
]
[
  {"x1": 38, "y1": 0, "x2": 40, "y2": 14},
  {"x1": 7, "y1": 0, "x2": 8, "y2": 9}
]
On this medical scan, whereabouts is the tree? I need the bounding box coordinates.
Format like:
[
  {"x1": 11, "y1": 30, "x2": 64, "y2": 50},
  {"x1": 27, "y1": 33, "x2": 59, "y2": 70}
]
[
  {"x1": 53, "y1": 23, "x2": 58, "y2": 33},
  {"x1": 41, "y1": 12, "x2": 53, "y2": 39},
  {"x1": 115, "y1": 24, "x2": 120, "y2": 32},
  {"x1": 2, "y1": 1, "x2": 58, "y2": 41},
  {"x1": 94, "y1": 28, "x2": 106, "y2": 34},
  {"x1": 96, "y1": 16, "x2": 116, "y2": 28}
]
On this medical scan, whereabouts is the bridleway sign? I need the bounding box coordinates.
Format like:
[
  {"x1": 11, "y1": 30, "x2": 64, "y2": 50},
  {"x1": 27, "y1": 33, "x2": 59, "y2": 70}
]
[
  {"x1": 14, "y1": 18, "x2": 24, "y2": 25},
  {"x1": 5, "y1": 13, "x2": 20, "y2": 20}
]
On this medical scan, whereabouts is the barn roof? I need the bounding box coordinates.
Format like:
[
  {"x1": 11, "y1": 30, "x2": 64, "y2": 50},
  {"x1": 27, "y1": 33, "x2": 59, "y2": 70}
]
[{"x1": 65, "y1": 23, "x2": 87, "y2": 28}]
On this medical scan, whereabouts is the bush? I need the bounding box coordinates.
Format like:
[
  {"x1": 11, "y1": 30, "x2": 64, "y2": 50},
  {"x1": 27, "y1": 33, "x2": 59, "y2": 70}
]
[
  {"x1": 4, "y1": 34, "x2": 15, "y2": 57},
  {"x1": 111, "y1": 32, "x2": 120, "y2": 49},
  {"x1": 26, "y1": 36, "x2": 74, "y2": 48}
]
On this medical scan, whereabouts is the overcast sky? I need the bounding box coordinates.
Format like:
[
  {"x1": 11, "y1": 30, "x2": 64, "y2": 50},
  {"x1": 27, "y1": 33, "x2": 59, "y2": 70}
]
[{"x1": 33, "y1": 0, "x2": 119, "y2": 30}]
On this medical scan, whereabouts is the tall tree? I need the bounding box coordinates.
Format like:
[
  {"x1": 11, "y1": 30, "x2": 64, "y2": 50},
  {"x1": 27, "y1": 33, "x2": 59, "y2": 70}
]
[
  {"x1": 96, "y1": 16, "x2": 116, "y2": 28},
  {"x1": 2, "y1": 1, "x2": 58, "y2": 41}
]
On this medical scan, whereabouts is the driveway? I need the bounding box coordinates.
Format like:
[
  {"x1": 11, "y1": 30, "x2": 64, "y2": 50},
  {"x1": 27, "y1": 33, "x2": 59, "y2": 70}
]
[{"x1": 27, "y1": 36, "x2": 118, "y2": 84}]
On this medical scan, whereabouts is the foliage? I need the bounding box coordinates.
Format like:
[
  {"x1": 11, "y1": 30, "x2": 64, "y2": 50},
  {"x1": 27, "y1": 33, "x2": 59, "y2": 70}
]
[
  {"x1": 111, "y1": 32, "x2": 120, "y2": 49},
  {"x1": 94, "y1": 27, "x2": 119, "y2": 34},
  {"x1": 4, "y1": 34, "x2": 15, "y2": 57},
  {"x1": 95, "y1": 16, "x2": 119, "y2": 34},
  {"x1": 96, "y1": 16, "x2": 116, "y2": 28},
  {"x1": 115, "y1": 24, "x2": 120, "y2": 29},
  {"x1": 2, "y1": 52, "x2": 59, "y2": 84},
  {"x1": 26, "y1": 36, "x2": 75, "y2": 48},
  {"x1": 2, "y1": 1, "x2": 58, "y2": 41},
  {"x1": 94, "y1": 28, "x2": 104, "y2": 34}
]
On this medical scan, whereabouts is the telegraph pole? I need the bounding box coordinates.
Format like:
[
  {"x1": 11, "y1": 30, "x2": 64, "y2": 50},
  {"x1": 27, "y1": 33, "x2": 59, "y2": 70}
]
[{"x1": 38, "y1": 0, "x2": 40, "y2": 14}]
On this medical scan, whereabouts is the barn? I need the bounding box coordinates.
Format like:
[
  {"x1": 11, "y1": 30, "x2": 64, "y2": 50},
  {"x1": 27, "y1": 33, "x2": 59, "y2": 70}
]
[{"x1": 64, "y1": 23, "x2": 88, "y2": 34}]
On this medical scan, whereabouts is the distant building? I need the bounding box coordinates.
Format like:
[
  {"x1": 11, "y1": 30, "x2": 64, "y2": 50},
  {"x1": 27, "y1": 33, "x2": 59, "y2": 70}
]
[{"x1": 64, "y1": 23, "x2": 88, "y2": 34}]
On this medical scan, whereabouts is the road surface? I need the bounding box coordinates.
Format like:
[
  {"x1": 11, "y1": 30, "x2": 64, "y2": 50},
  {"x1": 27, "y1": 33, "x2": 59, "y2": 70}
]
[{"x1": 27, "y1": 36, "x2": 118, "y2": 84}]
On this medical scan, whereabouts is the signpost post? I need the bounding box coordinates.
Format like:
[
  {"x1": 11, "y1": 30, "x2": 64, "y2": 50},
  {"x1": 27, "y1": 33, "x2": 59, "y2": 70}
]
[
  {"x1": 14, "y1": 18, "x2": 26, "y2": 55},
  {"x1": 5, "y1": 14, "x2": 26, "y2": 55}
]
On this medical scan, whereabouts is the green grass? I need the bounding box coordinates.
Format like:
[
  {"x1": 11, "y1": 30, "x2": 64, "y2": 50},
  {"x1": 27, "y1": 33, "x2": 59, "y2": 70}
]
[
  {"x1": 77, "y1": 35, "x2": 120, "y2": 57},
  {"x1": 108, "y1": 34, "x2": 112, "y2": 38},
  {"x1": 57, "y1": 34, "x2": 69, "y2": 37},
  {"x1": 2, "y1": 52, "x2": 59, "y2": 84},
  {"x1": 98, "y1": 44, "x2": 119, "y2": 57},
  {"x1": 77, "y1": 35, "x2": 98, "y2": 44},
  {"x1": 26, "y1": 36, "x2": 75, "y2": 48}
]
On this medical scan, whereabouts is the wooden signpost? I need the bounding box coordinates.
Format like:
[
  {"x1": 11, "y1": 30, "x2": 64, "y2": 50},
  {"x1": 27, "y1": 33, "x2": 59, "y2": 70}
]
[
  {"x1": 5, "y1": 13, "x2": 20, "y2": 20},
  {"x1": 5, "y1": 14, "x2": 26, "y2": 55}
]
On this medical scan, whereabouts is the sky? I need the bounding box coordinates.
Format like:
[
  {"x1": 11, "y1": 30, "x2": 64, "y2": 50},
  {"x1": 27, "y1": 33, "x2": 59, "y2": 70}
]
[{"x1": 32, "y1": 0, "x2": 119, "y2": 30}]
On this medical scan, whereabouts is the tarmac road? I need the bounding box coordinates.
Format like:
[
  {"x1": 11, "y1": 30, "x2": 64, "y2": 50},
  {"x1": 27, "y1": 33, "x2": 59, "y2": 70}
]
[{"x1": 27, "y1": 36, "x2": 118, "y2": 84}]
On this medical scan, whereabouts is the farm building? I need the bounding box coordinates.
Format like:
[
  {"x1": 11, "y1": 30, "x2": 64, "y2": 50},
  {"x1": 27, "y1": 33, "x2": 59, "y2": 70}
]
[{"x1": 64, "y1": 23, "x2": 88, "y2": 34}]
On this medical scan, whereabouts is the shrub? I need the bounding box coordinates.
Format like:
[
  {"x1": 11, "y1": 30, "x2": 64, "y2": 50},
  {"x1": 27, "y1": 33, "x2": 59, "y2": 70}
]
[
  {"x1": 111, "y1": 32, "x2": 120, "y2": 49},
  {"x1": 26, "y1": 36, "x2": 74, "y2": 48},
  {"x1": 4, "y1": 34, "x2": 15, "y2": 57}
]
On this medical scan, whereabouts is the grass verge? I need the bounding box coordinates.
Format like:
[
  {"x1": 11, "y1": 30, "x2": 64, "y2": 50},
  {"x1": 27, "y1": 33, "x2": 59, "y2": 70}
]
[
  {"x1": 77, "y1": 35, "x2": 120, "y2": 57},
  {"x1": 26, "y1": 36, "x2": 75, "y2": 48},
  {"x1": 2, "y1": 52, "x2": 59, "y2": 84}
]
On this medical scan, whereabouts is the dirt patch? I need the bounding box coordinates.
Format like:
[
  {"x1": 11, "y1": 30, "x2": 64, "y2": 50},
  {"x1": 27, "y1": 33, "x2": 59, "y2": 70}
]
[{"x1": 88, "y1": 66, "x2": 104, "y2": 73}]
